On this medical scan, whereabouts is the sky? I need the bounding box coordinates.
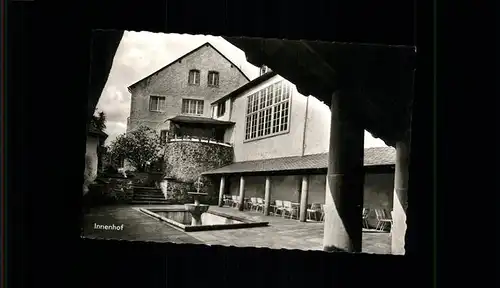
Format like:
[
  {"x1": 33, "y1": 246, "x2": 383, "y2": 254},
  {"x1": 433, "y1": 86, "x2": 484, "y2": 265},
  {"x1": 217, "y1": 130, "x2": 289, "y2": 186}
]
[{"x1": 95, "y1": 31, "x2": 386, "y2": 148}]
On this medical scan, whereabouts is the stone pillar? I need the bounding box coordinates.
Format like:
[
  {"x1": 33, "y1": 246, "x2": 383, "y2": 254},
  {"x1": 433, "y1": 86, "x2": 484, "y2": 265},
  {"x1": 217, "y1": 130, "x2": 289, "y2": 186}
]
[
  {"x1": 218, "y1": 176, "x2": 226, "y2": 207},
  {"x1": 323, "y1": 91, "x2": 365, "y2": 253},
  {"x1": 391, "y1": 131, "x2": 411, "y2": 255},
  {"x1": 299, "y1": 175, "x2": 309, "y2": 222},
  {"x1": 264, "y1": 176, "x2": 271, "y2": 215},
  {"x1": 238, "y1": 176, "x2": 246, "y2": 211}
]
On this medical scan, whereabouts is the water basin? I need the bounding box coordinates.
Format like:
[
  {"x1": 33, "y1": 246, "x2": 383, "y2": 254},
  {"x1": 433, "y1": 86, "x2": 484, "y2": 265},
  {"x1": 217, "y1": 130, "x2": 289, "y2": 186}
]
[{"x1": 139, "y1": 208, "x2": 269, "y2": 232}]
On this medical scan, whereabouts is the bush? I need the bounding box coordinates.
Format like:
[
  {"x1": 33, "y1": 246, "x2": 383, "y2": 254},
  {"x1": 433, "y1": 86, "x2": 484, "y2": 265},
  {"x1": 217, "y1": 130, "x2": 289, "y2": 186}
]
[
  {"x1": 108, "y1": 126, "x2": 163, "y2": 172},
  {"x1": 83, "y1": 177, "x2": 134, "y2": 208},
  {"x1": 84, "y1": 184, "x2": 116, "y2": 207}
]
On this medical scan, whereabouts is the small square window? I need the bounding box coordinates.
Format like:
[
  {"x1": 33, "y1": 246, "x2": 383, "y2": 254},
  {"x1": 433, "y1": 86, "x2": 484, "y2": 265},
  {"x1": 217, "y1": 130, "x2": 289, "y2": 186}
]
[
  {"x1": 188, "y1": 70, "x2": 200, "y2": 85},
  {"x1": 208, "y1": 71, "x2": 219, "y2": 87},
  {"x1": 149, "y1": 96, "x2": 166, "y2": 112}
]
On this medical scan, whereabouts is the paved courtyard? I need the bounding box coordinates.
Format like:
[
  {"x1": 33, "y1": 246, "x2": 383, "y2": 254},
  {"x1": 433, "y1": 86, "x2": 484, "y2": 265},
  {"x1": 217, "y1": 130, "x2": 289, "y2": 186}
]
[{"x1": 83, "y1": 205, "x2": 391, "y2": 254}]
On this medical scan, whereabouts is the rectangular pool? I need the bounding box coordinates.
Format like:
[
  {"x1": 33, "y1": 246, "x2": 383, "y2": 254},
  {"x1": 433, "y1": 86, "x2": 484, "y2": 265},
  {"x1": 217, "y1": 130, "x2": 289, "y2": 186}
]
[{"x1": 139, "y1": 208, "x2": 269, "y2": 232}]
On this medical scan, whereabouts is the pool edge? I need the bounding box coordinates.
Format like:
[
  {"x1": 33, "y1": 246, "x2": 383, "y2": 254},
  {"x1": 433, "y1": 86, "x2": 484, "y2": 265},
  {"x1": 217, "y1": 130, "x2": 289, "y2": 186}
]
[{"x1": 138, "y1": 207, "x2": 269, "y2": 232}]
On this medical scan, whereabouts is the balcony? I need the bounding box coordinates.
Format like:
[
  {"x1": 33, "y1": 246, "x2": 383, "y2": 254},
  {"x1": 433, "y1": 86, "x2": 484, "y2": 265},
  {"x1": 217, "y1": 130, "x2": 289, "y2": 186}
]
[{"x1": 166, "y1": 134, "x2": 232, "y2": 147}]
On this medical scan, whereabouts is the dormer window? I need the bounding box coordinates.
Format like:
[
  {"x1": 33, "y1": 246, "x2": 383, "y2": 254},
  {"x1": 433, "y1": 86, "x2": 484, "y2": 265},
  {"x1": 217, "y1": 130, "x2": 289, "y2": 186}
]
[
  {"x1": 260, "y1": 65, "x2": 271, "y2": 76},
  {"x1": 208, "y1": 71, "x2": 220, "y2": 87},
  {"x1": 217, "y1": 102, "x2": 226, "y2": 117},
  {"x1": 188, "y1": 69, "x2": 200, "y2": 85}
]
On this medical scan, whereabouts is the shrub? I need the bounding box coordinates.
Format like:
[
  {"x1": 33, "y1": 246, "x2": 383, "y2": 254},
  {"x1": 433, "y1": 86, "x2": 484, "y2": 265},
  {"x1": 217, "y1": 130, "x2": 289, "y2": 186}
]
[{"x1": 109, "y1": 126, "x2": 163, "y2": 172}]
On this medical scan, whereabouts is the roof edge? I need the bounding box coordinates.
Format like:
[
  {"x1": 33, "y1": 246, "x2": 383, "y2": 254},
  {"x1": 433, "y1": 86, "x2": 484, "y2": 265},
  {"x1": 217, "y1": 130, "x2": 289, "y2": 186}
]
[
  {"x1": 127, "y1": 41, "x2": 251, "y2": 91},
  {"x1": 201, "y1": 147, "x2": 396, "y2": 175},
  {"x1": 211, "y1": 71, "x2": 278, "y2": 105},
  {"x1": 168, "y1": 115, "x2": 236, "y2": 125}
]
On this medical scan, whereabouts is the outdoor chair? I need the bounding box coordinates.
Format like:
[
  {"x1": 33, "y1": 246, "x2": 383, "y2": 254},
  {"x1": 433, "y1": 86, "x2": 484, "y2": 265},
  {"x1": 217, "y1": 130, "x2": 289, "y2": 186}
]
[
  {"x1": 249, "y1": 197, "x2": 258, "y2": 210},
  {"x1": 374, "y1": 208, "x2": 393, "y2": 231},
  {"x1": 283, "y1": 201, "x2": 298, "y2": 219},
  {"x1": 231, "y1": 195, "x2": 239, "y2": 208},
  {"x1": 256, "y1": 197, "x2": 265, "y2": 212},
  {"x1": 320, "y1": 204, "x2": 326, "y2": 221},
  {"x1": 223, "y1": 195, "x2": 233, "y2": 207},
  {"x1": 362, "y1": 208, "x2": 371, "y2": 229},
  {"x1": 272, "y1": 200, "x2": 285, "y2": 216},
  {"x1": 306, "y1": 203, "x2": 322, "y2": 221}
]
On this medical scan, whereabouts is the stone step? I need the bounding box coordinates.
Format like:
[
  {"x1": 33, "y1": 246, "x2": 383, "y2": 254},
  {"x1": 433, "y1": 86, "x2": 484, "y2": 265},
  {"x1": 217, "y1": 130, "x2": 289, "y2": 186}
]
[
  {"x1": 129, "y1": 199, "x2": 172, "y2": 205},
  {"x1": 132, "y1": 186, "x2": 162, "y2": 191},
  {"x1": 132, "y1": 196, "x2": 166, "y2": 201},
  {"x1": 133, "y1": 188, "x2": 163, "y2": 192},
  {"x1": 134, "y1": 191, "x2": 163, "y2": 196},
  {"x1": 133, "y1": 194, "x2": 165, "y2": 199},
  {"x1": 133, "y1": 187, "x2": 163, "y2": 196}
]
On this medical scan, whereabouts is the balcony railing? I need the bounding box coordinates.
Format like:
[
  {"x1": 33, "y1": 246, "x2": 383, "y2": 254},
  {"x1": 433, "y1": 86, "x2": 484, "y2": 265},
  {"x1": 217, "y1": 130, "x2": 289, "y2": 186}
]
[{"x1": 166, "y1": 134, "x2": 232, "y2": 147}]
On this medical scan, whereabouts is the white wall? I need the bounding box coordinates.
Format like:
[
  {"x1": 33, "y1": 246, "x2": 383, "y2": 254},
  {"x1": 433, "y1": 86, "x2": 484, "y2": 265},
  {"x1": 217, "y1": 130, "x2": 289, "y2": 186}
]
[
  {"x1": 303, "y1": 96, "x2": 331, "y2": 155},
  {"x1": 225, "y1": 173, "x2": 394, "y2": 225},
  {"x1": 226, "y1": 75, "x2": 309, "y2": 162}
]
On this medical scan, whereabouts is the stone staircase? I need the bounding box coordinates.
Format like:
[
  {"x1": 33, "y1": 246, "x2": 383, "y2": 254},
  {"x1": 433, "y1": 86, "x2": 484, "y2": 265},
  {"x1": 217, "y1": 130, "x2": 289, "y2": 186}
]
[{"x1": 130, "y1": 187, "x2": 170, "y2": 205}]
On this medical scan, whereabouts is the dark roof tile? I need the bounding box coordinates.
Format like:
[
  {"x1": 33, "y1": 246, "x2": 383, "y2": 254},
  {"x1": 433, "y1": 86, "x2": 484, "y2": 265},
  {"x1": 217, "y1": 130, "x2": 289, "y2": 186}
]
[
  {"x1": 202, "y1": 147, "x2": 395, "y2": 175},
  {"x1": 168, "y1": 115, "x2": 235, "y2": 126},
  {"x1": 128, "y1": 42, "x2": 250, "y2": 90}
]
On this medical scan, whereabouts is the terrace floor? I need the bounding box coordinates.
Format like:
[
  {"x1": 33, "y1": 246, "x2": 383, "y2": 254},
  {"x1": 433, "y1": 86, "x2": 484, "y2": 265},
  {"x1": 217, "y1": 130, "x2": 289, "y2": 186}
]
[{"x1": 82, "y1": 205, "x2": 391, "y2": 254}]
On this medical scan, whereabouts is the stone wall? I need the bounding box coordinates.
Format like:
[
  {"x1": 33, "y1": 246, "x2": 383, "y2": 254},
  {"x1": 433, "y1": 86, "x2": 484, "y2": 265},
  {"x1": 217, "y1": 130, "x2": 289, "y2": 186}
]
[
  {"x1": 163, "y1": 141, "x2": 233, "y2": 204},
  {"x1": 86, "y1": 176, "x2": 134, "y2": 206}
]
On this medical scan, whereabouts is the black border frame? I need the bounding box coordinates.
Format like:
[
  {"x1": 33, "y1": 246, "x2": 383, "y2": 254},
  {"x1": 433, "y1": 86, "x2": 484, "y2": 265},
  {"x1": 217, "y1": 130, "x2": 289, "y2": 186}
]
[{"x1": 5, "y1": 0, "x2": 454, "y2": 287}]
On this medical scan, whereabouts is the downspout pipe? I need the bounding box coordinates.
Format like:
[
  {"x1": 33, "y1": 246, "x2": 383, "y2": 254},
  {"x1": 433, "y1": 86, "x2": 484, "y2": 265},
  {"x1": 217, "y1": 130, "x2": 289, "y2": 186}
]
[{"x1": 301, "y1": 96, "x2": 310, "y2": 156}]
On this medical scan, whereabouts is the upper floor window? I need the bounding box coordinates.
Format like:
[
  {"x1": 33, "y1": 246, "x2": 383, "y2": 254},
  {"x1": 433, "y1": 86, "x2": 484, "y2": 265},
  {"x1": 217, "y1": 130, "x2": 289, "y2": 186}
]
[
  {"x1": 182, "y1": 99, "x2": 204, "y2": 115},
  {"x1": 217, "y1": 102, "x2": 226, "y2": 117},
  {"x1": 160, "y1": 130, "x2": 168, "y2": 144},
  {"x1": 149, "y1": 96, "x2": 166, "y2": 112},
  {"x1": 244, "y1": 81, "x2": 291, "y2": 141},
  {"x1": 208, "y1": 71, "x2": 220, "y2": 87},
  {"x1": 188, "y1": 69, "x2": 200, "y2": 85}
]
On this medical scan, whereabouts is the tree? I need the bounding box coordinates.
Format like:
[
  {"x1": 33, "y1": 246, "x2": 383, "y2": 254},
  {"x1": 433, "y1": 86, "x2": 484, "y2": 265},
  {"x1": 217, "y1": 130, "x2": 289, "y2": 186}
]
[
  {"x1": 91, "y1": 110, "x2": 106, "y2": 132},
  {"x1": 109, "y1": 126, "x2": 163, "y2": 172}
]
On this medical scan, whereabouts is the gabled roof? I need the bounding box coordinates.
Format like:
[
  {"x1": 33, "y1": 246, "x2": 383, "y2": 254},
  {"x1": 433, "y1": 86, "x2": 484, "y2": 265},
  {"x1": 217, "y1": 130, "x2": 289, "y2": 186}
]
[
  {"x1": 168, "y1": 115, "x2": 235, "y2": 126},
  {"x1": 211, "y1": 71, "x2": 278, "y2": 105},
  {"x1": 127, "y1": 42, "x2": 251, "y2": 91},
  {"x1": 202, "y1": 147, "x2": 395, "y2": 175}
]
